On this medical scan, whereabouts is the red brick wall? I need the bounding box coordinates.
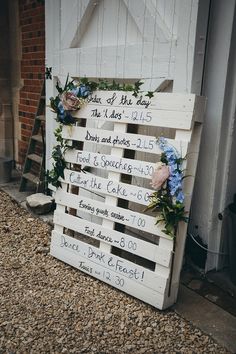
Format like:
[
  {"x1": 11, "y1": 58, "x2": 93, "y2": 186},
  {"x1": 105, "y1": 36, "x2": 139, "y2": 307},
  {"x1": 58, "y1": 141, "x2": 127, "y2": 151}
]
[{"x1": 18, "y1": 0, "x2": 45, "y2": 166}]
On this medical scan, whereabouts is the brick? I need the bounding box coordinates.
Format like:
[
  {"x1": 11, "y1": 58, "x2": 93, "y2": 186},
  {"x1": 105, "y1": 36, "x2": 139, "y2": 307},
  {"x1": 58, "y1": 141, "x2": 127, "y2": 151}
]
[
  {"x1": 19, "y1": 104, "x2": 37, "y2": 113},
  {"x1": 19, "y1": 0, "x2": 45, "y2": 166},
  {"x1": 21, "y1": 123, "x2": 33, "y2": 131},
  {"x1": 21, "y1": 136, "x2": 28, "y2": 143},
  {"x1": 20, "y1": 117, "x2": 34, "y2": 125},
  {"x1": 21, "y1": 128, "x2": 33, "y2": 138},
  {"x1": 27, "y1": 93, "x2": 40, "y2": 100}
]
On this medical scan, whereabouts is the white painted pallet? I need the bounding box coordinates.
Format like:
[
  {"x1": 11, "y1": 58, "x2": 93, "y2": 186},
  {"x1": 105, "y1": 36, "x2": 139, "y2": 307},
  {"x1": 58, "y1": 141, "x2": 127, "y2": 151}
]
[{"x1": 50, "y1": 90, "x2": 205, "y2": 309}]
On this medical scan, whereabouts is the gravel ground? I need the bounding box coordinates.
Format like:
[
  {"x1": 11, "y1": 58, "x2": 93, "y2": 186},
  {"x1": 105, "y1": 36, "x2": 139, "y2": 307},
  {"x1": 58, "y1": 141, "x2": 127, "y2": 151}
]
[{"x1": 0, "y1": 190, "x2": 229, "y2": 354}]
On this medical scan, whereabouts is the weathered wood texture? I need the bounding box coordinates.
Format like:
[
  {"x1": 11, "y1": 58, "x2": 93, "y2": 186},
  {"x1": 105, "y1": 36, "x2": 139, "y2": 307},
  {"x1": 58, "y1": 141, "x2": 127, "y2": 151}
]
[{"x1": 50, "y1": 90, "x2": 205, "y2": 309}]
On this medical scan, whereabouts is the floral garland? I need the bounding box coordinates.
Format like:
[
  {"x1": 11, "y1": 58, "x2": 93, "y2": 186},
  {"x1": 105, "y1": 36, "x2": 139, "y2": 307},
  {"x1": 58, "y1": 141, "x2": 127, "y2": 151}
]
[
  {"x1": 49, "y1": 76, "x2": 149, "y2": 126},
  {"x1": 146, "y1": 138, "x2": 188, "y2": 237}
]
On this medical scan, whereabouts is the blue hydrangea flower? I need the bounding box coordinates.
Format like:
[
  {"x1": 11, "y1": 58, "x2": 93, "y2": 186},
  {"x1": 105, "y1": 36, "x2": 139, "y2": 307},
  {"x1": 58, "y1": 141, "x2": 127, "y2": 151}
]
[
  {"x1": 58, "y1": 101, "x2": 65, "y2": 114},
  {"x1": 168, "y1": 173, "x2": 182, "y2": 195},
  {"x1": 57, "y1": 101, "x2": 75, "y2": 125},
  {"x1": 176, "y1": 191, "x2": 185, "y2": 203},
  {"x1": 158, "y1": 137, "x2": 184, "y2": 203},
  {"x1": 78, "y1": 84, "x2": 91, "y2": 97},
  {"x1": 71, "y1": 87, "x2": 80, "y2": 96}
]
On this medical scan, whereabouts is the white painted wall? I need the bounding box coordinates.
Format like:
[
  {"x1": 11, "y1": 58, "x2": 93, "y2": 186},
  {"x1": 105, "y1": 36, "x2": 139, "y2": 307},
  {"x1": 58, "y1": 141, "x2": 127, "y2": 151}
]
[{"x1": 189, "y1": 0, "x2": 236, "y2": 271}]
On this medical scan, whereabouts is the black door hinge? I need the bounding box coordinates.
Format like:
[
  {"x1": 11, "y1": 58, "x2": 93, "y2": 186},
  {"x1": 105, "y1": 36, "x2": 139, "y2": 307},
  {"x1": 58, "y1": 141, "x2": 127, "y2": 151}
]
[{"x1": 45, "y1": 67, "x2": 52, "y2": 80}]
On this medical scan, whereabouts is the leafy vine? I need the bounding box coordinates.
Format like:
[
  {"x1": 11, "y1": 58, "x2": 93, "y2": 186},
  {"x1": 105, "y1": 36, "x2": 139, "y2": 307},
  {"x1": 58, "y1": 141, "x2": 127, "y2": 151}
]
[{"x1": 48, "y1": 76, "x2": 153, "y2": 187}]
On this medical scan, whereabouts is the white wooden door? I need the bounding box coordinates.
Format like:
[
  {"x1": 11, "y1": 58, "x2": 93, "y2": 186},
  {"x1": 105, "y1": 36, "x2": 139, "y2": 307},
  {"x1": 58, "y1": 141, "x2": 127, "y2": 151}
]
[{"x1": 45, "y1": 0, "x2": 208, "y2": 171}]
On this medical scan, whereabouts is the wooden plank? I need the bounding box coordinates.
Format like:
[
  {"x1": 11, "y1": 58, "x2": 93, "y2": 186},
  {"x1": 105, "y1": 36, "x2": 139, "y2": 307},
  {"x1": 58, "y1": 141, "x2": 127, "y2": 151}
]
[
  {"x1": 65, "y1": 149, "x2": 156, "y2": 179},
  {"x1": 61, "y1": 0, "x2": 95, "y2": 49},
  {"x1": 173, "y1": 0, "x2": 199, "y2": 92},
  {"x1": 62, "y1": 126, "x2": 189, "y2": 155},
  {"x1": 55, "y1": 189, "x2": 170, "y2": 238},
  {"x1": 63, "y1": 169, "x2": 153, "y2": 206},
  {"x1": 22, "y1": 172, "x2": 39, "y2": 184},
  {"x1": 50, "y1": 230, "x2": 168, "y2": 294},
  {"x1": 28, "y1": 153, "x2": 42, "y2": 164},
  {"x1": 74, "y1": 104, "x2": 193, "y2": 130},
  {"x1": 51, "y1": 231, "x2": 165, "y2": 309},
  {"x1": 32, "y1": 134, "x2": 43, "y2": 143},
  {"x1": 86, "y1": 91, "x2": 196, "y2": 112},
  {"x1": 167, "y1": 125, "x2": 203, "y2": 305},
  {"x1": 59, "y1": 44, "x2": 173, "y2": 79},
  {"x1": 123, "y1": 0, "x2": 172, "y2": 42},
  {"x1": 53, "y1": 210, "x2": 172, "y2": 267},
  {"x1": 54, "y1": 182, "x2": 67, "y2": 234}
]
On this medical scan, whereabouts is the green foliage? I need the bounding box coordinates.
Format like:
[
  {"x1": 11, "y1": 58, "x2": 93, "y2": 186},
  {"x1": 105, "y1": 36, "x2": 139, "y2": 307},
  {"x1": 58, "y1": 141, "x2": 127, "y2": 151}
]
[
  {"x1": 47, "y1": 125, "x2": 72, "y2": 188},
  {"x1": 68, "y1": 76, "x2": 156, "y2": 98},
  {"x1": 146, "y1": 91, "x2": 154, "y2": 98},
  {"x1": 80, "y1": 77, "x2": 145, "y2": 96},
  {"x1": 146, "y1": 189, "x2": 188, "y2": 238}
]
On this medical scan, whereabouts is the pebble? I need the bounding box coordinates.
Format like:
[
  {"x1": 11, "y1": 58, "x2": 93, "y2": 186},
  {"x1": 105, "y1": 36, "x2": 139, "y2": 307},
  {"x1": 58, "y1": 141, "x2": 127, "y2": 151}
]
[{"x1": 0, "y1": 190, "x2": 230, "y2": 354}]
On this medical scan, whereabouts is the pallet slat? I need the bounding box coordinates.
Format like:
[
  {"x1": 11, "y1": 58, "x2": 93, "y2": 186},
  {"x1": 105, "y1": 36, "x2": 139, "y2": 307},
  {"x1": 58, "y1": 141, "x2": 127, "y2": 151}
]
[
  {"x1": 65, "y1": 150, "x2": 156, "y2": 179},
  {"x1": 85, "y1": 91, "x2": 196, "y2": 112},
  {"x1": 75, "y1": 104, "x2": 193, "y2": 129},
  {"x1": 62, "y1": 126, "x2": 189, "y2": 155},
  {"x1": 63, "y1": 169, "x2": 153, "y2": 206}
]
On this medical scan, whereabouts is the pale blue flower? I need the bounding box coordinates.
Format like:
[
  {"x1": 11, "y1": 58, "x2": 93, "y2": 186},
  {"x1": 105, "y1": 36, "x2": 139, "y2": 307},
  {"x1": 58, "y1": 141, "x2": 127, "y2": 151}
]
[
  {"x1": 78, "y1": 84, "x2": 91, "y2": 97},
  {"x1": 176, "y1": 191, "x2": 185, "y2": 203},
  {"x1": 71, "y1": 87, "x2": 80, "y2": 96},
  {"x1": 58, "y1": 101, "x2": 65, "y2": 114},
  {"x1": 158, "y1": 137, "x2": 184, "y2": 203}
]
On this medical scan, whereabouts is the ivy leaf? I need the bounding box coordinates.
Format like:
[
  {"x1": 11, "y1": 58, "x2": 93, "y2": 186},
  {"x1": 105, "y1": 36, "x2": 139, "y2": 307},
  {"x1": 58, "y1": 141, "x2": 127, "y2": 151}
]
[
  {"x1": 134, "y1": 80, "x2": 143, "y2": 90},
  {"x1": 80, "y1": 77, "x2": 88, "y2": 85},
  {"x1": 145, "y1": 91, "x2": 154, "y2": 98}
]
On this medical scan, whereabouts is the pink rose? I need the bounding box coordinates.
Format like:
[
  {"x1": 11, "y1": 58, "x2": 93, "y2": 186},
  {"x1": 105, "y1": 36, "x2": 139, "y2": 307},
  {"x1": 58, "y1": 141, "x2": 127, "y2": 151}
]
[
  {"x1": 60, "y1": 92, "x2": 81, "y2": 110},
  {"x1": 151, "y1": 163, "x2": 170, "y2": 190}
]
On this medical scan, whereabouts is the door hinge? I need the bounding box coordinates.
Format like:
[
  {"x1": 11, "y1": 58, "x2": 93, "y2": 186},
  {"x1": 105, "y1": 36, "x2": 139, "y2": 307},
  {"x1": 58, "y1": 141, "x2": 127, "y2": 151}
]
[{"x1": 45, "y1": 67, "x2": 52, "y2": 80}]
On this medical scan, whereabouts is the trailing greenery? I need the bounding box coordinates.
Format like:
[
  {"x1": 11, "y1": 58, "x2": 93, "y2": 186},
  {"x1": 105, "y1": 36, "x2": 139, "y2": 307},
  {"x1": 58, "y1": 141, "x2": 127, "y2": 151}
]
[
  {"x1": 47, "y1": 125, "x2": 72, "y2": 188},
  {"x1": 146, "y1": 189, "x2": 188, "y2": 237},
  {"x1": 79, "y1": 77, "x2": 154, "y2": 98}
]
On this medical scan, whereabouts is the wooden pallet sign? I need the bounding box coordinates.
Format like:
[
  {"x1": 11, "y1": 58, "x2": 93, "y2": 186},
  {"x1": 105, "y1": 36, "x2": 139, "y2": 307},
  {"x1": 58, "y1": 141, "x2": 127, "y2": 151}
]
[{"x1": 50, "y1": 90, "x2": 206, "y2": 309}]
